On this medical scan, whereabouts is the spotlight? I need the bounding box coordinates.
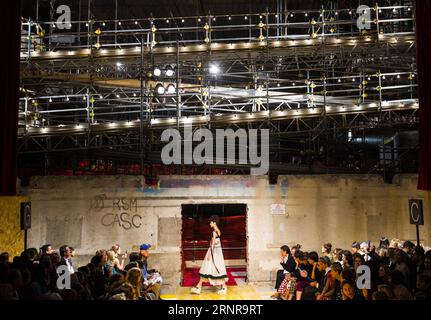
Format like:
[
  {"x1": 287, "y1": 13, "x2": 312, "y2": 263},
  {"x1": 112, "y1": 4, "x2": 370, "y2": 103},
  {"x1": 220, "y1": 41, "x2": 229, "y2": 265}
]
[
  {"x1": 49, "y1": 98, "x2": 52, "y2": 102},
  {"x1": 153, "y1": 67, "x2": 162, "y2": 77},
  {"x1": 155, "y1": 84, "x2": 166, "y2": 95},
  {"x1": 182, "y1": 19, "x2": 185, "y2": 23},
  {"x1": 167, "y1": 84, "x2": 176, "y2": 94},
  {"x1": 228, "y1": 16, "x2": 231, "y2": 20},
  {"x1": 209, "y1": 64, "x2": 220, "y2": 74},
  {"x1": 165, "y1": 66, "x2": 175, "y2": 77},
  {"x1": 198, "y1": 18, "x2": 201, "y2": 22},
  {"x1": 166, "y1": 19, "x2": 169, "y2": 23}
]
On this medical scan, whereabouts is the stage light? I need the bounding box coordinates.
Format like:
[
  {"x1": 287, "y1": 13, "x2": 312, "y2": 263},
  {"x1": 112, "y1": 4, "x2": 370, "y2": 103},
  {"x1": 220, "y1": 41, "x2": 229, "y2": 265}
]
[
  {"x1": 118, "y1": 21, "x2": 122, "y2": 26},
  {"x1": 209, "y1": 64, "x2": 220, "y2": 74},
  {"x1": 49, "y1": 98, "x2": 52, "y2": 102},
  {"x1": 167, "y1": 84, "x2": 176, "y2": 94},
  {"x1": 228, "y1": 16, "x2": 231, "y2": 20},
  {"x1": 153, "y1": 67, "x2": 162, "y2": 77},
  {"x1": 198, "y1": 18, "x2": 201, "y2": 22},
  {"x1": 156, "y1": 84, "x2": 166, "y2": 95},
  {"x1": 166, "y1": 19, "x2": 169, "y2": 23},
  {"x1": 244, "y1": 16, "x2": 248, "y2": 20},
  {"x1": 135, "y1": 20, "x2": 138, "y2": 25},
  {"x1": 182, "y1": 19, "x2": 185, "y2": 23},
  {"x1": 165, "y1": 66, "x2": 175, "y2": 77},
  {"x1": 66, "y1": 96, "x2": 70, "y2": 101}
]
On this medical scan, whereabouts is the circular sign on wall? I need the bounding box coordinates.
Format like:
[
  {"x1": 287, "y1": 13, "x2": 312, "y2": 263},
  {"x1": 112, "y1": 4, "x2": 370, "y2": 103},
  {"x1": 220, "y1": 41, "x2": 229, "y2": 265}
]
[{"x1": 409, "y1": 199, "x2": 424, "y2": 226}]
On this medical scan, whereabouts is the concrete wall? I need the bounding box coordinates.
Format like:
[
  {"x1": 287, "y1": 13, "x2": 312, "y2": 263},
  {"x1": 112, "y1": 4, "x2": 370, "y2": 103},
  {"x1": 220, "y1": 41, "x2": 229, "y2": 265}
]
[
  {"x1": 18, "y1": 174, "x2": 431, "y2": 284},
  {"x1": 0, "y1": 196, "x2": 29, "y2": 258}
]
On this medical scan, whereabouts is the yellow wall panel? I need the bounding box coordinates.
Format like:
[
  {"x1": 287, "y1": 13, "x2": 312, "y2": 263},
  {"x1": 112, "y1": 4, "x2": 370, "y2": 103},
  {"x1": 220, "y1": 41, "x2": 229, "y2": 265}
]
[{"x1": 0, "y1": 196, "x2": 29, "y2": 259}]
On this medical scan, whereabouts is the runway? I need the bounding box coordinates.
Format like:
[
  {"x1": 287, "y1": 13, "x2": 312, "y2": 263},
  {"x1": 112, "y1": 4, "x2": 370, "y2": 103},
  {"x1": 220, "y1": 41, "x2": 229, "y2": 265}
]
[{"x1": 160, "y1": 284, "x2": 274, "y2": 300}]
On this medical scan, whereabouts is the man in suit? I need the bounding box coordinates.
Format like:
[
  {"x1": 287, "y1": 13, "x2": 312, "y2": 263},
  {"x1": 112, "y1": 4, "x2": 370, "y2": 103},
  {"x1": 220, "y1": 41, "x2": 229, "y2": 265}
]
[
  {"x1": 275, "y1": 245, "x2": 296, "y2": 290},
  {"x1": 59, "y1": 245, "x2": 74, "y2": 274}
]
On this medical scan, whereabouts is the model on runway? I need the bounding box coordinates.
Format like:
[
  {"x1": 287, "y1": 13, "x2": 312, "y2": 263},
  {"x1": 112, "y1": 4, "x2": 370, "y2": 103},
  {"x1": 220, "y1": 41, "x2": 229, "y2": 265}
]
[{"x1": 191, "y1": 215, "x2": 228, "y2": 295}]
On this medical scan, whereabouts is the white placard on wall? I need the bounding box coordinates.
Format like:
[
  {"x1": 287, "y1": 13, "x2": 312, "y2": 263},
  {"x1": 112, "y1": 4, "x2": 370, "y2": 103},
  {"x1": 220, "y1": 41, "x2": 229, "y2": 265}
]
[{"x1": 271, "y1": 204, "x2": 286, "y2": 215}]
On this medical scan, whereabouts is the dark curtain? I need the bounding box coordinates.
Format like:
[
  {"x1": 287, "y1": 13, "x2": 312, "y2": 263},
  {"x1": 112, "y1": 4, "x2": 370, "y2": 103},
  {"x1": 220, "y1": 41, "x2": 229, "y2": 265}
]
[
  {"x1": 0, "y1": 2, "x2": 21, "y2": 196},
  {"x1": 416, "y1": 0, "x2": 431, "y2": 191}
]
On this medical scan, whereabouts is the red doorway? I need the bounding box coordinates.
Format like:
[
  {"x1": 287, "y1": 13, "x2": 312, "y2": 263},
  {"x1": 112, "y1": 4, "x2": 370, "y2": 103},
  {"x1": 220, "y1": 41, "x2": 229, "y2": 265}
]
[{"x1": 181, "y1": 204, "x2": 247, "y2": 287}]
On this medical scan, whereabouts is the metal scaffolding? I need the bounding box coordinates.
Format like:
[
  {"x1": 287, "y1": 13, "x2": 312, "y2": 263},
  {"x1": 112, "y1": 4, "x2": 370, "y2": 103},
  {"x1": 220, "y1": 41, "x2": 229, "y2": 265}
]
[{"x1": 18, "y1": 1, "x2": 419, "y2": 175}]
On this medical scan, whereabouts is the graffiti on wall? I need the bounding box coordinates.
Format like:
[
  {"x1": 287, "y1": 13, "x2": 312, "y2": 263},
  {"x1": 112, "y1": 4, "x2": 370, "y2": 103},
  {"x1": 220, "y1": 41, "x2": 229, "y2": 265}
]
[{"x1": 92, "y1": 195, "x2": 142, "y2": 230}]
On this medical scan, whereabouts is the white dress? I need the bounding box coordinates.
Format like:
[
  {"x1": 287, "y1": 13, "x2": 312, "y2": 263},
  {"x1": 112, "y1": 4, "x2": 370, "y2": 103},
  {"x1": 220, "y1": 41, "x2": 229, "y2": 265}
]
[{"x1": 199, "y1": 230, "x2": 228, "y2": 286}]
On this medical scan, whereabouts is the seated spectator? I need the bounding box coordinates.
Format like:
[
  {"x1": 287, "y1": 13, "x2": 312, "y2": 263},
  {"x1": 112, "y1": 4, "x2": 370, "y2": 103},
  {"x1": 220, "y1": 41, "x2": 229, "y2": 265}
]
[
  {"x1": 59, "y1": 245, "x2": 74, "y2": 274},
  {"x1": 105, "y1": 250, "x2": 123, "y2": 277},
  {"x1": 351, "y1": 242, "x2": 360, "y2": 254},
  {"x1": 377, "y1": 284, "x2": 395, "y2": 300},
  {"x1": 321, "y1": 243, "x2": 333, "y2": 262},
  {"x1": 415, "y1": 273, "x2": 431, "y2": 300},
  {"x1": 39, "y1": 244, "x2": 54, "y2": 256},
  {"x1": 274, "y1": 245, "x2": 295, "y2": 291},
  {"x1": 125, "y1": 267, "x2": 142, "y2": 300},
  {"x1": 341, "y1": 281, "x2": 364, "y2": 301},
  {"x1": 341, "y1": 251, "x2": 353, "y2": 269},
  {"x1": 333, "y1": 248, "x2": 343, "y2": 264},
  {"x1": 318, "y1": 262, "x2": 342, "y2": 300},
  {"x1": 389, "y1": 270, "x2": 413, "y2": 300},
  {"x1": 377, "y1": 264, "x2": 391, "y2": 286},
  {"x1": 138, "y1": 244, "x2": 162, "y2": 300}
]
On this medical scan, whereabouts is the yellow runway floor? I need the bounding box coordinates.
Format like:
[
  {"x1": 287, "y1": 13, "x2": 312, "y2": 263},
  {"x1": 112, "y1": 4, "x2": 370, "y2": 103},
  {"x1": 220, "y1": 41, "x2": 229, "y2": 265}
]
[{"x1": 161, "y1": 285, "x2": 274, "y2": 300}]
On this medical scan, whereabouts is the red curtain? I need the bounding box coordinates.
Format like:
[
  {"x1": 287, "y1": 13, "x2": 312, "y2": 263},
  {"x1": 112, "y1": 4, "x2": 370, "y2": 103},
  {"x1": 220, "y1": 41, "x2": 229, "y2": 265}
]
[
  {"x1": 0, "y1": 2, "x2": 21, "y2": 196},
  {"x1": 416, "y1": 0, "x2": 431, "y2": 191}
]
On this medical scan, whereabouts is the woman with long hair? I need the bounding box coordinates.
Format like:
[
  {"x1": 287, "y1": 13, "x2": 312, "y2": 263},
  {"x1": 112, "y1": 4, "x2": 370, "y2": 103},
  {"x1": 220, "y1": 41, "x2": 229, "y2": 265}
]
[
  {"x1": 125, "y1": 267, "x2": 142, "y2": 300},
  {"x1": 191, "y1": 215, "x2": 228, "y2": 295}
]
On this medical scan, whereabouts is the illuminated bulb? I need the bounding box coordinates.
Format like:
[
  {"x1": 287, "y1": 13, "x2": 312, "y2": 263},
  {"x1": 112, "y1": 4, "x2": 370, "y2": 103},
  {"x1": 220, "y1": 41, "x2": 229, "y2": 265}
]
[
  {"x1": 165, "y1": 66, "x2": 175, "y2": 77},
  {"x1": 116, "y1": 94, "x2": 120, "y2": 98},
  {"x1": 135, "y1": 20, "x2": 138, "y2": 25},
  {"x1": 66, "y1": 97, "x2": 70, "y2": 101},
  {"x1": 156, "y1": 84, "x2": 165, "y2": 95},
  {"x1": 166, "y1": 19, "x2": 169, "y2": 23},
  {"x1": 167, "y1": 84, "x2": 176, "y2": 94},
  {"x1": 153, "y1": 67, "x2": 162, "y2": 77},
  {"x1": 228, "y1": 16, "x2": 231, "y2": 20},
  {"x1": 182, "y1": 19, "x2": 185, "y2": 23},
  {"x1": 118, "y1": 21, "x2": 122, "y2": 25},
  {"x1": 49, "y1": 98, "x2": 52, "y2": 102},
  {"x1": 244, "y1": 16, "x2": 248, "y2": 20},
  {"x1": 209, "y1": 64, "x2": 220, "y2": 74},
  {"x1": 198, "y1": 18, "x2": 201, "y2": 22}
]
